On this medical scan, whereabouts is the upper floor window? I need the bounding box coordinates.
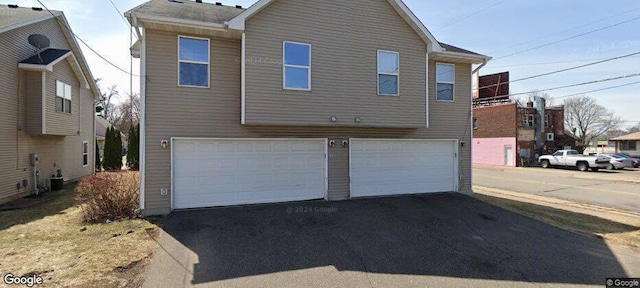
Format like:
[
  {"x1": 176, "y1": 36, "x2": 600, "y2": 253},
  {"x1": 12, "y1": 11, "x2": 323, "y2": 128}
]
[
  {"x1": 473, "y1": 118, "x2": 478, "y2": 129},
  {"x1": 377, "y1": 50, "x2": 399, "y2": 96},
  {"x1": 178, "y1": 36, "x2": 209, "y2": 88},
  {"x1": 436, "y1": 63, "x2": 454, "y2": 101},
  {"x1": 522, "y1": 114, "x2": 534, "y2": 127},
  {"x1": 56, "y1": 80, "x2": 71, "y2": 113},
  {"x1": 283, "y1": 41, "x2": 311, "y2": 90},
  {"x1": 544, "y1": 115, "x2": 549, "y2": 128}
]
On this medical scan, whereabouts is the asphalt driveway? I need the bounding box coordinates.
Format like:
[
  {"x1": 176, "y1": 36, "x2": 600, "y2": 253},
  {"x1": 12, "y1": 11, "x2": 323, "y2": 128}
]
[{"x1": 144, "y1": 194, "x2": 640, "y2": 287}]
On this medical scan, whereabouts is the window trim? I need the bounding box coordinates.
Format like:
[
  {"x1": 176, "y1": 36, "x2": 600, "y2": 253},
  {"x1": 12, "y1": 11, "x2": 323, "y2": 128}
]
[
  {"x1": 544, "y1": 114, "x2": 549, "y2": 128},
  {"x1": 435, "y1": 62, "x2": 455, "y2": 102},
  {"x1": 177, "y1": 35, "x2": 210, "y2": 89},
  {"x1": 377, "y1": 50, "x2": 400, "y2": 96},
  {"x1": 82, "y1": 141, "x2": 89, "y2": 167},
  {"x1": 522, "y1": 114, "x2": 535, "y2": 127},
  {"x1": 282, "y1": 41, "x2": 312, "y2": 91},
  {"x1": 55, "y1": 80, "x2": 72, "y2": 114},
  {"x1": 473, "y1": 117, "x2": 478, "y2": 130}
]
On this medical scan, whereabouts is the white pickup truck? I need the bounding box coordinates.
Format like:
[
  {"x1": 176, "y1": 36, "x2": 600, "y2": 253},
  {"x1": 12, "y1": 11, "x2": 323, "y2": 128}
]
[{"x1": 538, "y1": 150, "x2": 609, "y2": 172}]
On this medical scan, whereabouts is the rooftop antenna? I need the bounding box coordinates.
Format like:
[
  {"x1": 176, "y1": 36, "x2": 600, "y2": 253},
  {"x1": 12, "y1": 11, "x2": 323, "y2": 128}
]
[{"x1": 28, "y1": 34, "x2": 51, "y2": 63}]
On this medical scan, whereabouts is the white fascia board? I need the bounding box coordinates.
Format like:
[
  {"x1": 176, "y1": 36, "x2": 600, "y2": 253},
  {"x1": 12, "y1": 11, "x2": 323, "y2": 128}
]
[
  {"x1": 18, "y1": 63, "x2": 53, "y2": 72},
  {"x1": 227, "y1": 0, "x2": 443, "y2": 52},
  {"x1": 136, "y1": 13, "x2": 227, "y2": 31},
  {"x1": 386, "y1": 0, "x2": 442, "y2": 52},
  {"x1": 434, "y1": 51, "x2": 492, "y2": 64},
  {"x1": 227, "y1": 0, "x2": 273, "y2": 30},
  {"x1": 57, "y1": 13, "x2": 101, "y2": 100}
]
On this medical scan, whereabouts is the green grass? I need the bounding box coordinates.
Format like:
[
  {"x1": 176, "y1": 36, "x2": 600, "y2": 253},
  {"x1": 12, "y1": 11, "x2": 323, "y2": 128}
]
[
  {"x1": 0, "y1": 174, "x2": 160, "y2": 287},
  {"x1": 473, "y1": 193, "x2": 640, "y2": 247}
]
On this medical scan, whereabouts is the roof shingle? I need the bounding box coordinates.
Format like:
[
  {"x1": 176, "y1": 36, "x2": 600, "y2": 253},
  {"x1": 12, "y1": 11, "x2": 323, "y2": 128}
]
[
  {"x1": 128, "y1": 0, "x2": 245, "y2": 24},
  {"x1": 0, "y1": 4, "x2": 58, "y2": 33},
  {"x1": 20, "y1": 48, "x2": 71, "y2": 65}
]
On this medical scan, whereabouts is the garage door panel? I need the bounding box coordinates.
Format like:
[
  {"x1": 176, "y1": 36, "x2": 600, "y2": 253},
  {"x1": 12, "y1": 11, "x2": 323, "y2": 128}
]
[
  {"x1": 173, "y1": 139, "x2": 326, "y2": 209},
  {"x1": 350, "y1": 139, "x2": 456, "y2": 198}
]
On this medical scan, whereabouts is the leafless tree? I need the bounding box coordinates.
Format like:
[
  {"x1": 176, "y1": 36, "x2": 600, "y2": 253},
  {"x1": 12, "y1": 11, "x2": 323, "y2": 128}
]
[
  {"x1": 627, "y1": 122, "x2": 640, "y2": 134},
  {"x1": 564, "y1": 95, "x2": 622, "y2": 145},
  {"x1": 112, "y1": 93, "x2": 140, "y2": 138},
  {"x1": 96, "y1": 82, "x2": 120, "y2": 123}
]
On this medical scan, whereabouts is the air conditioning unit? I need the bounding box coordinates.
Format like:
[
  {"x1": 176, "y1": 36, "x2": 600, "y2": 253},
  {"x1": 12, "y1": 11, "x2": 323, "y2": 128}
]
[{"x1": 546, "y1": 133, "x2": 554, "y2": 141}]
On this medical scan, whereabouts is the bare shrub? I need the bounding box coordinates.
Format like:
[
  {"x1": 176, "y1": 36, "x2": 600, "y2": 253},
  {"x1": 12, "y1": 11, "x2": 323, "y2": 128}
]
[{"x1": 75, "y1": 172, "x2": 140, "y2": 223}]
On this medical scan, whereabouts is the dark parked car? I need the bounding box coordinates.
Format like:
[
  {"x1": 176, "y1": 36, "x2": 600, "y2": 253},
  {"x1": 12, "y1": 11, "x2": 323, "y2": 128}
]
[{"x1": 615, "y1": 153, "x2": 640, "y2": 168}]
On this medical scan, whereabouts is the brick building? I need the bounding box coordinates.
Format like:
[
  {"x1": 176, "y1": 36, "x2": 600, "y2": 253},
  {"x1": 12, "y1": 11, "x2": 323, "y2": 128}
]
[{"x1": 473, "y1": 100, "x2": 576, "y2": 167}]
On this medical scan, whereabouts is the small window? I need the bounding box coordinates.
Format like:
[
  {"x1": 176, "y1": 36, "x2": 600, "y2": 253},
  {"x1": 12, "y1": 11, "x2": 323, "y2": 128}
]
[
  {"x1": 377, "y1": 51, "x2": 399, "y2": 96},
  {"x1": 544, "y1": 115, "x2": 549, "y2": 128},
  {"x1": 436, "y1": 63, "x2": 454, "y2": 101},
  {"x1": 178, "y1": 36, "x2": 209, "y2": 87},
  {"x1": 283, "y1": 41, "x2": 311, "y2": 90},
  {"x1": 546, "y1": 133, "x2": 554, "y2": 141},
  {"x1": 522, "y1": 114, "x2": 534, "y2": 127},
  {"x1": 56, "y1": 80, "x2": 72, "y2": 113},
  {"x1": 621, "y1": 141, "x2": 637, "y2": 150},
  {"x1": 82, "y1": 141, "x2": 89, "y2": 167},
  {"x1": 473, "y1": 118, "x2": 478, "y2": 129}
]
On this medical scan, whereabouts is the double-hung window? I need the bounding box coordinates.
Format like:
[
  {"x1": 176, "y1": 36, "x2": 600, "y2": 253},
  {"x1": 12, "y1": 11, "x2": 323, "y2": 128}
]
[
  {"x1": 56, "y1": 80, "x2": 72, "y2": 113},
  {"x1": 544, "y1": 115, "x2": 549, "y2": 128},
  {"x1": 436, "y1": 63, "x2": 455, "y2": 101},
  {"x1": 283, "y1": 41, "x2": 311, "y2": 90},
  {"x1": 82, "y1": 141, "x2": 88, "y2": 167},
  {"x1": 522, "y1": 114, "x2": 534, "y2": 127},
  {"x1": 377, "y1": 50, "x2": 399, "y2": 96},
  {"x1": 178, "y1": 36, "x2": 209, "y2": 88}
]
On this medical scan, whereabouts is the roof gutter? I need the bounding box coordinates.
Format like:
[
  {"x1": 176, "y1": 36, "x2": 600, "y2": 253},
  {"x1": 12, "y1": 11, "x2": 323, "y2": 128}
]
[
  {"x1": 129, "y1": 13, "x2": 228, "y2": 32},
  {"x1": 472, "y1": 58, "x2": 489, "y2": 74}
]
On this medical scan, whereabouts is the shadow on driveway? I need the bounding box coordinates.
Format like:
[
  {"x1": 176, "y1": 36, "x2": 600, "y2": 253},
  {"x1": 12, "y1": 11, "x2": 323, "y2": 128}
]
[{"x1": 146, "y1": 194, "x2": 639, "y2": 287}]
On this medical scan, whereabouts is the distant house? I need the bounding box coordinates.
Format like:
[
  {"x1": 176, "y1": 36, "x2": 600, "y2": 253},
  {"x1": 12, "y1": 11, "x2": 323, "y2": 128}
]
[
  {"x1": 95, "y1": 116, "x2": 111, "y2": 158},
  {"x1": 0, "y1": 5, "x2": 99, "y2": 204},
  {"x1": 125, "y1": 0, "x2": 490, "y2": 215},
  {"x1": 473, "y1": 99, "x2": 575, "y2": 167},
  {"x1": 611, "y1": 132, "x2": 640, "y2": 157}
]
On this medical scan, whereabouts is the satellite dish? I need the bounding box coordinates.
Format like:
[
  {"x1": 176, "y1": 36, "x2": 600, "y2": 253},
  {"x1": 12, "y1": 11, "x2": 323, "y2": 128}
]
[{"x1": 28, "y1": 34, "x2": 50, "y2": 49}]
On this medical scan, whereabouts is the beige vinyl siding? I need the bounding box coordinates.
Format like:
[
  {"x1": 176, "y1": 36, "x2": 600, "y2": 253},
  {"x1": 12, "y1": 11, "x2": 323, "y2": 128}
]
[
  {"x1": 327, "y1": 138, "x2": 350, "y2": 201},
  {"x1": 0, "y1": 18, "x2": 94, "y2": 204},
  {"x1": 46, "y1": 59, "x2": 80, "y2": 136},
  {"x1": 24, "y1": 70, "x2": 43, "y2": 135},
  {"x1": 243, "y1": 0, "x2": 427, "y2": 128},
  {"x1": 143, "y1": 27, "x2": 472, "y2": 215}
]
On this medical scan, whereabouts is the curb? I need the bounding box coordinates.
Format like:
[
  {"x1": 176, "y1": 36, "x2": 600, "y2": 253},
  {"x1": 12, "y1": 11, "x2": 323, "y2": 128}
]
[
  {"x1": 473, "y1": 165, "x2": 640, "y2": 185},
  {"x1": 473, "y1": 185, "x2": 640, "y2": 227}
]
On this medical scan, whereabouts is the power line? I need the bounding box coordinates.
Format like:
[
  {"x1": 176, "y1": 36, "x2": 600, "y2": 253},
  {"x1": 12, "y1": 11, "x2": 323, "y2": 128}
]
[
  {"x1": 36, "y1": 0, "x2": 141, "y2": 77},
  {"x1": 486, "y1": 6, "x2": 640, "y2": 55},
  {"x1": 107, "y1": 0, "x2": 138, "y2": 40},
  {"x1": 553, "y1": 80, "x2": 640, "y2": 100},
  {"x1": 488, "y1": 56, "x2": 640, "y2": 68},
  {"x1": 434, "y1": 0, "x2": 507, "y2": 32},
  {"x1": 478, "y1": 51, "x2": 640, "y2": 90},
  {"x1": 474, "y1": 72, "x2": 640, "y2": 102},
  {"x1": 493, "y1": 14, "x2": 640, "y2": 61}
]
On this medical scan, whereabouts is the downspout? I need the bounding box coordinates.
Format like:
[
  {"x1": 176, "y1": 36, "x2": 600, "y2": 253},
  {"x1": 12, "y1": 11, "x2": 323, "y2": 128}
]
[{"x1": 472, "y1": 58, "x2": 488, "y2": 74}]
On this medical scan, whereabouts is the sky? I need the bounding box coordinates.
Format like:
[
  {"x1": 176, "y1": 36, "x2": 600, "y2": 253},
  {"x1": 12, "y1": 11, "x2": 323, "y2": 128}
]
[{"x1": 3, "y1": 0, "x2": 639, "y2": 128}]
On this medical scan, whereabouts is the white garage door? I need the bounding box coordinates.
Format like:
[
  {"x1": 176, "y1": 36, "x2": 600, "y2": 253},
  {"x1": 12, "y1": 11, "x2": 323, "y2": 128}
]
[
  {"x1": 172, "y1": 138, "x2": 327, "y2": 209},
  {"x1": 350, "y1": 139, "x2": 457, "y2": 198}
]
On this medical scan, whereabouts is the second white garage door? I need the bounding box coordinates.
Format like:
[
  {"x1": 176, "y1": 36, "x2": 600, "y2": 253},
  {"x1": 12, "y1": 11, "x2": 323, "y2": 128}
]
[
  {"x1": 350, "y1": 139, "x2": 457, "y2": 198},
  {"x1": 172, "y1": 138, "x2": 327, "y2": 209}
]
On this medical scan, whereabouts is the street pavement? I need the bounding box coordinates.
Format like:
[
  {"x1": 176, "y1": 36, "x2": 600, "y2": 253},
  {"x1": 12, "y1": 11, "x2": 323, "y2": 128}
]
[
  {"x1": 144, "y1": 194, "x2": 640, "y2": 288},
  {"x1": 473, "y1": 166, "x2": 640, "y2": 213}
]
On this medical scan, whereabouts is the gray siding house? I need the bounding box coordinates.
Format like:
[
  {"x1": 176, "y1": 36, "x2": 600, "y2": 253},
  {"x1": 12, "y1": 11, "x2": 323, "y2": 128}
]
[
  {"x1": 126, "y1": 0, "x2": 490, "y2": 215},
  {"x1": 0, "y1": 5, "x2": 99, "y2": 204}
]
